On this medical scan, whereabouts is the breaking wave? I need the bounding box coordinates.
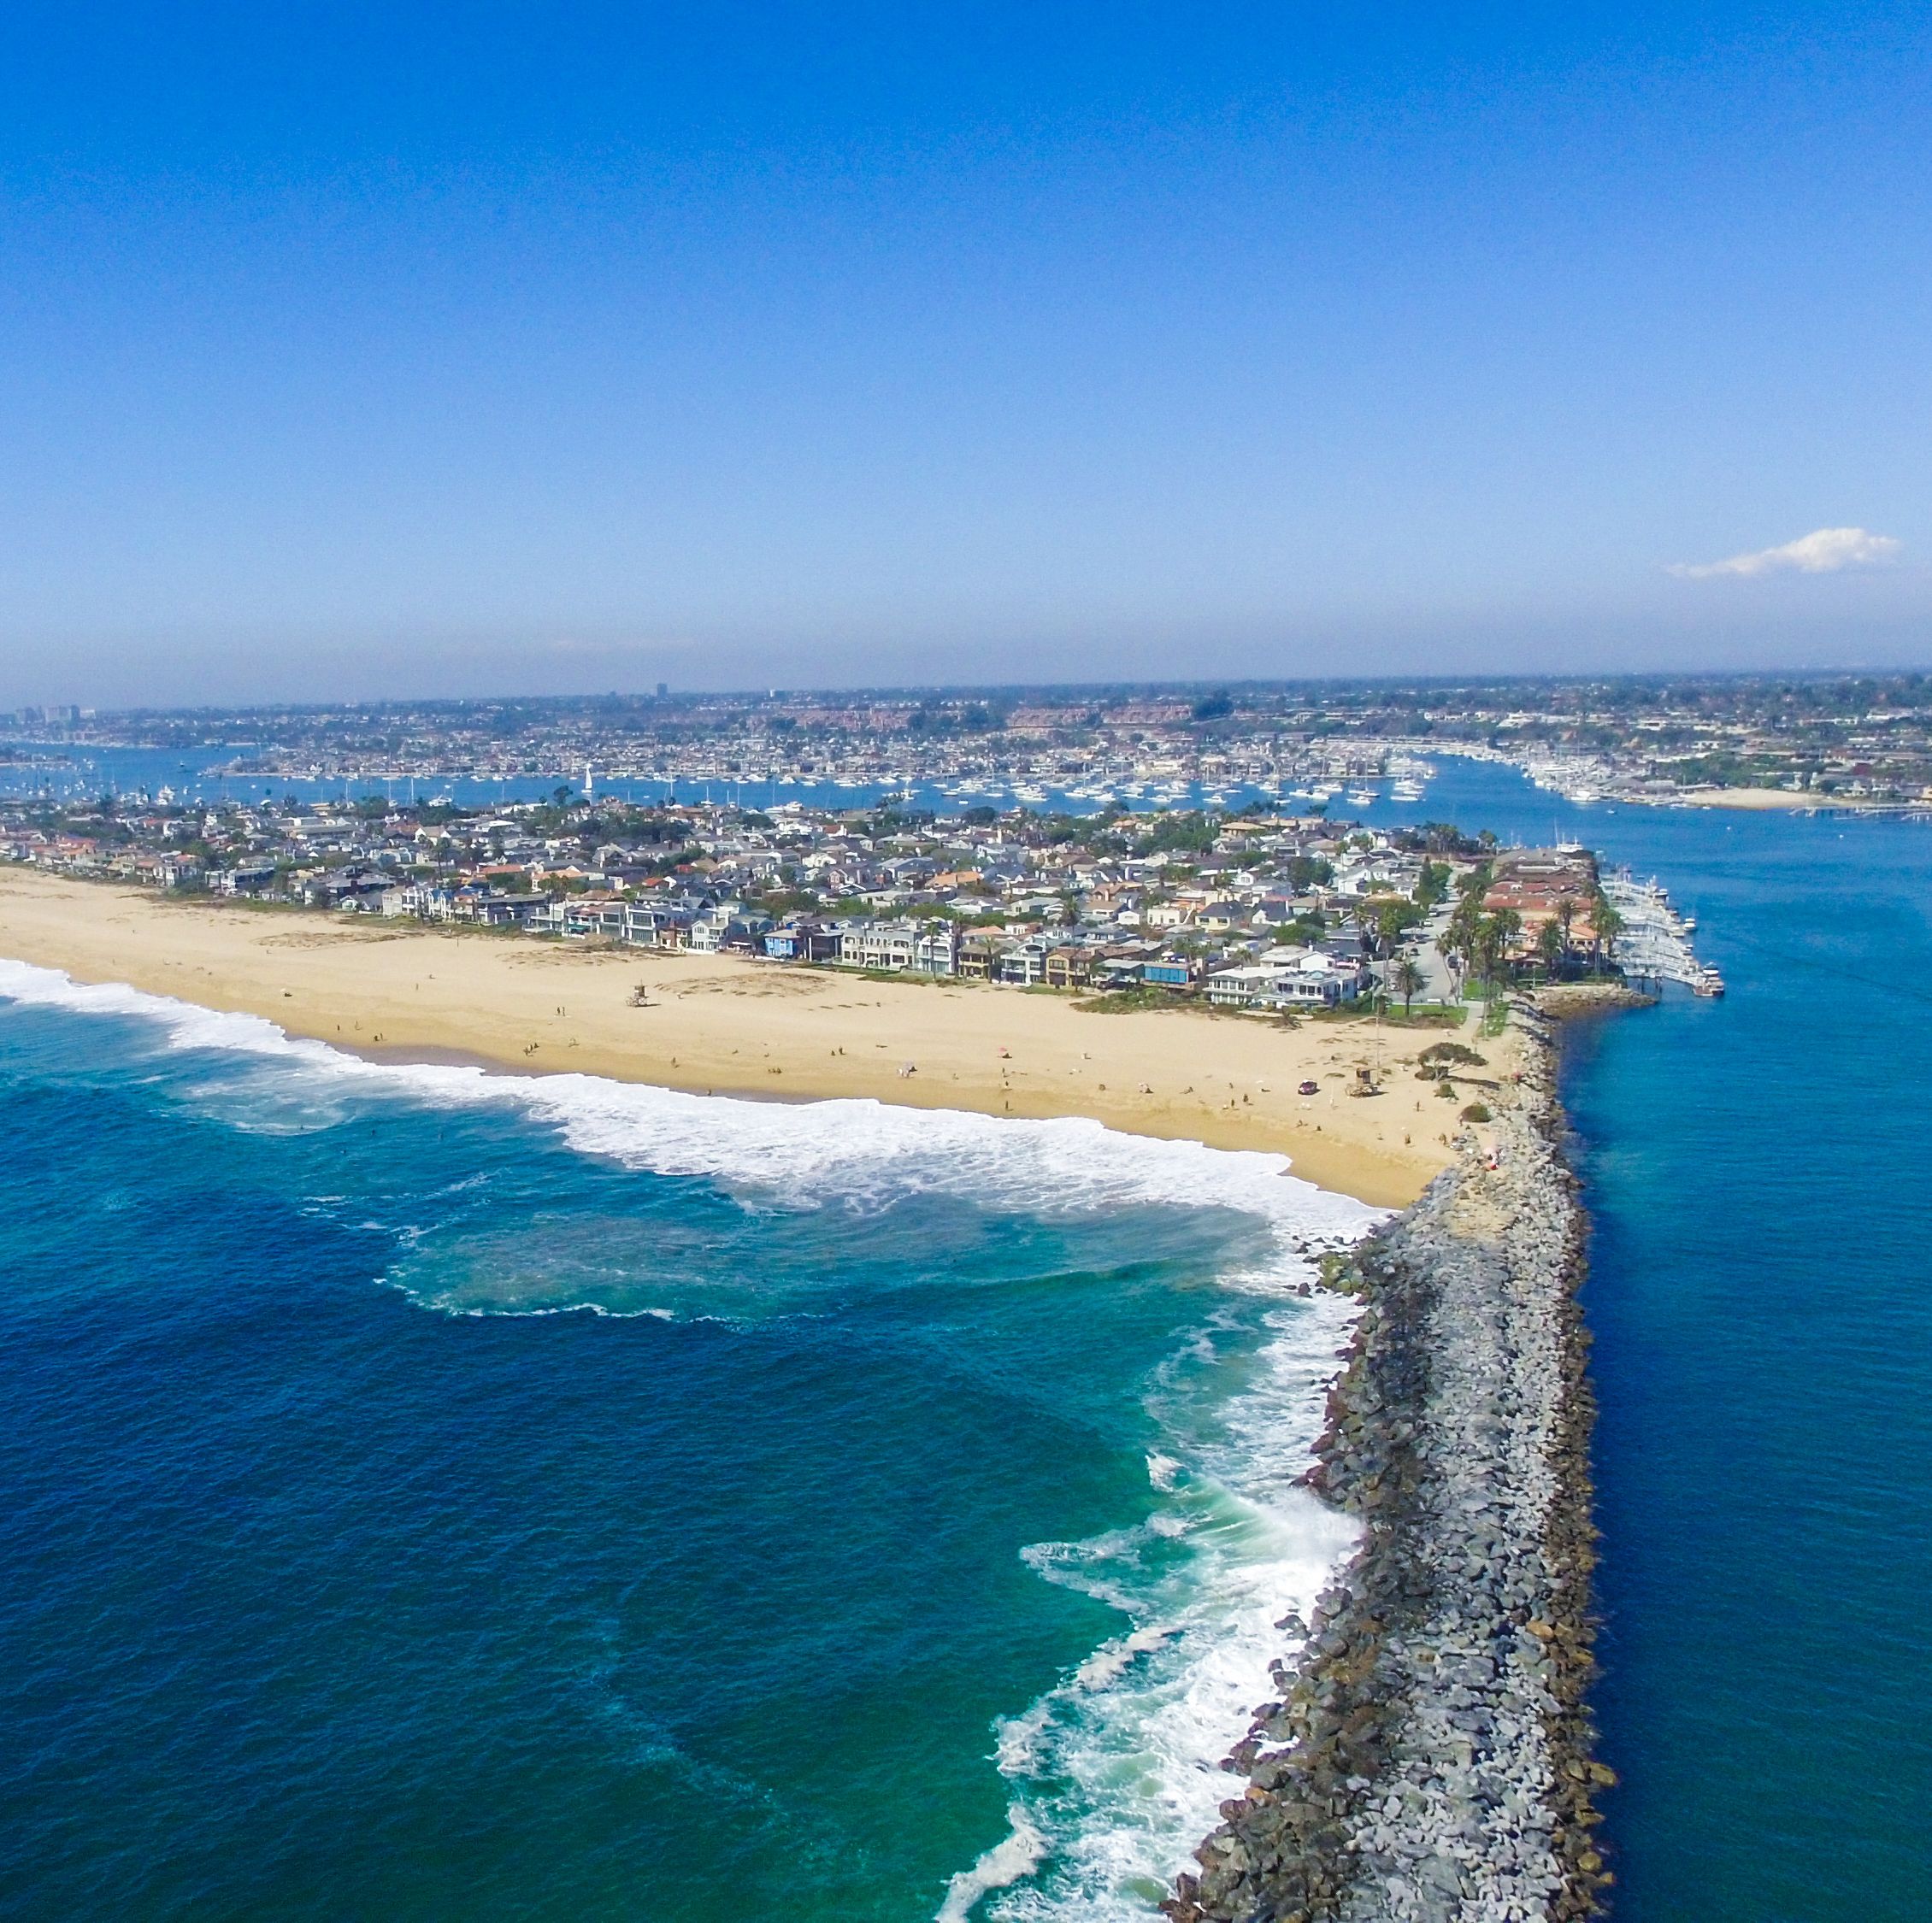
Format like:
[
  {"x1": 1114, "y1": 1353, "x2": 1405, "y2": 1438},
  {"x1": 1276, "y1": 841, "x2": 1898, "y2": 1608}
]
[{"x1": 0, "y1": 956, "x2": 1380, "y2": 1919}]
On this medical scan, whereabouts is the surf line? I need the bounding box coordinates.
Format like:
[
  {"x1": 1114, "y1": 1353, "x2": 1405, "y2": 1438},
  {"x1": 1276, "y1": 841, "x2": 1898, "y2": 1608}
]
[{"x1": 1165, "y1": 994, "x2": 1614, "y2": 1922}]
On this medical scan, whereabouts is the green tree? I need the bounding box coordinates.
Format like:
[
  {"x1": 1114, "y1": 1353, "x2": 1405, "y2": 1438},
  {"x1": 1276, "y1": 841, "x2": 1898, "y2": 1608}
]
[
  {"x1": 1536, "y1": 917, "x2": 1564, "y2": 979},
  {"x1": 1392, "y1": 957, "x2": 1426, "y2": 1014},
  {"x1": 1375, "y1": 898, "x2": 1422, "y2": 951},
  {"x1": 1588, "y1": 890, "x2": 1623, "y2": 972},
  {"x1": 1473, "y1": 908, "x2": 1521, "y2": 987},
  {"x1": 1442, "y1": 894, "x2": 1484, "y2": 967}
]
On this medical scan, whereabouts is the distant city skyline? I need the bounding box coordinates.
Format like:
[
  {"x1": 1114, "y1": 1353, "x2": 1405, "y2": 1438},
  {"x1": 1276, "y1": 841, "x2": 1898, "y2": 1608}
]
[{"x1": 3, "y1": 4, "x2": 1929, "y2": 705}]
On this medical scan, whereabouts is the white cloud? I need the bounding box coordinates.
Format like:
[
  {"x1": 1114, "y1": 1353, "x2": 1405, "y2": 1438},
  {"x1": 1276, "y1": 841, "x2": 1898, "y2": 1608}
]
[{"x1": 1669, "y1": 526, "x2": 1902, "y2": 579}]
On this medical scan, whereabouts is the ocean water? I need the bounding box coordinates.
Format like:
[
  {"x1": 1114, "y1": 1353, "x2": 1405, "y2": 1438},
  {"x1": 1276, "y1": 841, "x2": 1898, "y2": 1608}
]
[
  {"x1": 1555, "y1": 808, "x2": 1932, "y2": 1921},
  {"x1": 0, "y1": 962, "x2": 1373, "y2": 1922},
  {"x1": 1405, "y1": 758, "x2": 1932, "y2": 1920}
]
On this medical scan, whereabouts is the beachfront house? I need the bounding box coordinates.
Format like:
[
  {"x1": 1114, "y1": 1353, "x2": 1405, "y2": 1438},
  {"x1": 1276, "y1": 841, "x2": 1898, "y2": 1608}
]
[
  {"x1": 1204, "y1": 963, "x2": 1287, "y2": 1009},
  {"x1": 763, "y1": 920, "x2": 842, "y2": 962},
  {"x1": 616, "y1": 903, "x2": 695, "y2": 948},
  {"x1": 912, "y1": 924, "x2": 961, "y2": 975},
  {"x1": 1204, "y1": 948, "x2": 1369, "y2": 1009},
  {"x1": 835, "y1": 919, "x2": 958, "y2": 975},
  {"x1": 1044, "y1": 944, "x2": 1107, "y2": 989},
  {"x1": 451, "y1": 887, "x2": 545, "y2": 928},
  {"x1": 381, "y1": 881, "x2": 453, "y2": 919},
  {"x1": 558, "y1": 897, "x2": 636, "y2": 942},
  {"x1": 994, "y1": 934, "x2": 1054, "y2": 985},
  {"x1": 689, "y1": 909, "x2": 774, "y2": 953},
  {"x1": 956, "y1": 932, "x2": 1000, "y2": 979}
]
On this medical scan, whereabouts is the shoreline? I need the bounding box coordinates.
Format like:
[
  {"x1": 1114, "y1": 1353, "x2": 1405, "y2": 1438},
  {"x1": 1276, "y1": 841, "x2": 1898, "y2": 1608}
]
[
  {"x1": 0, "y1": 869, "x2": 1513, "y2": 1208},
  {"x1": 1166, "y1": 995, "x2": 1608, "y2": 1921},
  {"x1": 1653, "y1": 785, "x2": 1925, "y2": 813},
  {"x1": 4, "y1": 869, "x2": 1615, "y2": 1912},
  {"x1": 346, "y1": 1038, "x2": 815, "y2": 1103}
]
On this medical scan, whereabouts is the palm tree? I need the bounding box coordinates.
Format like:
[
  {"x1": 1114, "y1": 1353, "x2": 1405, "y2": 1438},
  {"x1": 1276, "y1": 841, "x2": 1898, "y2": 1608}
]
[
  {"x1": 1470, "y1": 920, "x2": 1498, "y2": 990},
  {"x1": 1392, "y1": 957, "x2": 1426, "y2": 1014},
  {"x1": 1477, "y1": 908, "x2": 1522, "y2": 988},
  {"x1": 1443, "y1": 895, "x2": 1483, "y2": 967},
  {"x1": 1349, "y1": 895, "x2": 1387, "y2": 956},
  {"x1": 1536, "y1": 917, "x2": 1565, "y2": 981},
  {"x1": 1588, "y1": 891, "x2": 1624, "y2": 973}
]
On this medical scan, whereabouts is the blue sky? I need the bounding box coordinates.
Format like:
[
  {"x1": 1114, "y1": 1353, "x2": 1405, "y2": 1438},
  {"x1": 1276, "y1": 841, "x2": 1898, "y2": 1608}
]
[{"x1": 3, "y1": 3, "x2": 1929, "y2": 703}]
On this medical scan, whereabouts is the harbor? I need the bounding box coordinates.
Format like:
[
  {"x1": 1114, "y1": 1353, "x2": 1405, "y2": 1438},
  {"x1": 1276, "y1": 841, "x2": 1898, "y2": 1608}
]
[{"x1": 1599, "y1": 870, "x2": 1725, "y2": 997}]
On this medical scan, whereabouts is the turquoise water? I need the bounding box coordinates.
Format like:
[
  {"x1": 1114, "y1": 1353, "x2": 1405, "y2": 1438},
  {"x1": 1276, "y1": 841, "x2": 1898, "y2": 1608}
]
[
  {"x1": 6, "y1": 762, "x2": 1929, "y2": 1920},
  {"x1": 0, "y1": 969, "x2": 1369, "y2": 1921}
]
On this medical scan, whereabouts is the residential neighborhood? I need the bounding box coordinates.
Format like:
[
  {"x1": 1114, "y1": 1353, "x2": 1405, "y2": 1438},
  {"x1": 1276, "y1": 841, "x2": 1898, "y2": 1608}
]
[{"x1": 0, "y1": 777, "x2": 1625, "y2": 1014}]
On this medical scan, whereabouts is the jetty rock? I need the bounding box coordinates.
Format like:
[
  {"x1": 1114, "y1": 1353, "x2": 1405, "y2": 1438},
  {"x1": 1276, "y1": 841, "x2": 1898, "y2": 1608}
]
[{"x1": 1166, "y1": 999, "x2": 1609, "y2": 1923}]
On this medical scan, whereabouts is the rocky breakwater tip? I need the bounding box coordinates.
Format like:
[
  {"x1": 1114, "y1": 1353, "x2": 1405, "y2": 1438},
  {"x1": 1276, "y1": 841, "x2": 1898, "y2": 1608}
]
[{"x1": 1164, "y1": 1000, "x2": 1611, "y2": 1923}]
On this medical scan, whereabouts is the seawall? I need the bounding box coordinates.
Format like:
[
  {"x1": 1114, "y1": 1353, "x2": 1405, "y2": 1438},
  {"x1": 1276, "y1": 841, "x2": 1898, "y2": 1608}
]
[{"x1": 1165, "y1": 1000, "x2": 1610, "y2": 1922}]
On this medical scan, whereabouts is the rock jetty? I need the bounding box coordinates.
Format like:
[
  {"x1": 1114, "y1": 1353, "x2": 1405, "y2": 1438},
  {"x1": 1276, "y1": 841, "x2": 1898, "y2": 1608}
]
[
  {"x1": 1165, "y1": 1002, "x2": 1609, "y2": 1923},
  {"x1": 1533, "y1": 983, "x2": 1655, "y2": 1019}
]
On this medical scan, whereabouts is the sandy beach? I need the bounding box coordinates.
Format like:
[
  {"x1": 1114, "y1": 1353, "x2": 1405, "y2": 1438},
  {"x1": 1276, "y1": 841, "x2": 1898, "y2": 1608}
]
[
  {"x1": 0, "y1": 870, "x2": 1514, "y2": 1206},
  {"x1": 1670, "y1": 785, "x2": 1864, "y2": 809}
]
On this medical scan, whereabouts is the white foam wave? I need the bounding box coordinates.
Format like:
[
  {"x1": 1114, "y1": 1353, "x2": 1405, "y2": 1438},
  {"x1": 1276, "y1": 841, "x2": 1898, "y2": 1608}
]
[
  {"x1": 959, "y1": 1281, "x2": 1364, "y2": 1923},
  {"x1": 0, "y1": 957, "x2": 384, "y2": 1073},
  {"x1": 0, "y1": 958, "x2": 1377, "y2": 1248},
  {"x1": 939, "y1": 1805, "x2": 1052, "y2": 1923},
  {"x1": 0, "y1": 956, "x2": 1378, "y2": 1920}
]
